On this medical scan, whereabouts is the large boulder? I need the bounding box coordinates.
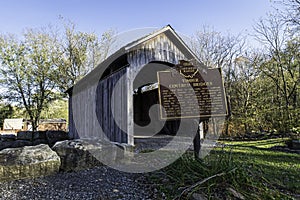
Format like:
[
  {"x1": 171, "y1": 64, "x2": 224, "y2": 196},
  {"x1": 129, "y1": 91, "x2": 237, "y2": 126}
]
[
  {"x1": 0, "y1": 139, "x2": 32, "y2": 151},
  {"x1": 0, "y1": 134, "x2": 16, "y2": 151},
  {"x1": 0, "y1": 141, "x2": 13, "y2": 151},
  {"x1": 10, "y1": 140, "x2": 32, "y2": 148},
  {"x1": 0, "y1": 144, "x2": 61, "y2": 181},
  {"x1": 33, "y1": 131, "x2": 47, "y2": 140},
  {"x1": 46, "y1": 131, "x2": 69, "y2": 146},
  {"x1": 52, "y1": 139, "x2": 124, "y2": 172},
  {"x1": 32, "y1": 131, "x2": 48, "y2": 146},
  {"x1": 0, "y1": 134, "x2": 16, "y2": 142},
  {"x1": 32, "y1": 139, "x2": 48, "y2": 146},
  {"x1": 17, "y1": 131, "x2": 33, "y2": 141}
]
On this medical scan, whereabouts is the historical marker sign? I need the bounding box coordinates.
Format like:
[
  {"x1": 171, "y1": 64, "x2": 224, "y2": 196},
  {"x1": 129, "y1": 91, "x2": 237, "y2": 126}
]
[{"x1": 157, "y1": 63, "x2": 228, "y2": 120}]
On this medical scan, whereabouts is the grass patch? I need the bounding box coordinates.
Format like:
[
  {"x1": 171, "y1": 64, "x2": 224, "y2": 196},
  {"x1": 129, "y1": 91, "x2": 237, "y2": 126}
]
[
  {"x1": 146, "y1": 138, "x2": 299, "y2": 199},
  {"x1": 224, "y1": 138, "x2": 289, "y2": 148}
]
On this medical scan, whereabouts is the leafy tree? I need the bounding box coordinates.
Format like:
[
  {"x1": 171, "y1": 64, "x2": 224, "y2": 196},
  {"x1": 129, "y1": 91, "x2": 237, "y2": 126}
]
[
  {"x1": 254, "y1": 14, "x2": 300, "y2": 133},
  {"x1": 276, "y1": 0, "x2": 300, "y2": 32},
  {"x1": 0, "y1": 19, "x2": 115, "y2": 131},
  {"x1": 0, "y1": 102, "x2": 13, "y2": 129},
  {"x1": 229, "y1": 52, "x2": 264, "y2": 134},
  {"x1": 53, "y1": 20, "x2": 115, "y2": 92},
  {"x1": 40, "y1": 98, "x2": 68, "y2": 120},
  {"x1": 191, "y1": 26, "x2": 246, "y2": 136},
  {"x1": 0, "y1": 30, "x2": 58, "y2": 131}
]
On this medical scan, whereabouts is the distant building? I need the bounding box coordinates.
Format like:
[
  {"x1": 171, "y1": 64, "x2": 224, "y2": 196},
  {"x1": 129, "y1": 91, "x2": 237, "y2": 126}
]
[
  {"x1": 2, "y1": 118, "x2": 31, "y2": 132},
  {"x1": 1, "y1": 118, "x2": 67, "y2": 133},
  {"x1": 38, "y1": 119, "x2": 67, "y2": 131}
]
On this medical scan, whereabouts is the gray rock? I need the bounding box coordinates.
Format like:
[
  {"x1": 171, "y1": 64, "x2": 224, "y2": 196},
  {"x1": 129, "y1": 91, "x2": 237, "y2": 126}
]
[
  {"x1": 46, "y1": 131, "x2": 69, "y2": 146},
  {"x1": 190, "y1": 193, "x2": 207, "y2": 200},
  {"x1": 33, "y1": 131, "x2": 47, "y2": 140},
  {"x1": 10, "y1": 140, "x2": 32, "y2": 148},
  {"x1": 52, "y1": 139, "x2": 120, "y2": 172},
  {"x1": 0, "y1": 144, "x2": 61, "y2": 181},
  {"x1": 32, "y1": 139, "x2": 48, "y2": 146},
  {"x1": 17, "y1": 131, "x2": 33, "y2": 141},
  {"x1": 0, "y1": 141, "x2": 13, "y2": 151},
  {"x1": 0, "y1": 134, "x2": 16, "y2": 142},
  {"x1": 0, "y1": 140, "x2": 33, "y2": 151}
]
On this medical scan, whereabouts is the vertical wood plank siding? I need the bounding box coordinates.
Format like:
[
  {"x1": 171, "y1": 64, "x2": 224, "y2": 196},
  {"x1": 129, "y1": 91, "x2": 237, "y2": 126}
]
[
  {"x1": 96, "y1": 67, "x2": 128, "y2": 143},
  {"x1": 69, "y1": 68, "x2": 127, "y2": 143},
  {"x1": 126, "y1": 33, "x2": 187, "y2": 143},
  {"x1": 69, "y1": 32, "x2": 193, "y2": 144}
]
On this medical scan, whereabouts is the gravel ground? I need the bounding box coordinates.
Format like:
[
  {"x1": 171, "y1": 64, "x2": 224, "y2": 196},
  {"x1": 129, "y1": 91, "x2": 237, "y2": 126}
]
[
  {"x1": 0, "y1": 136, "x2": 179, "y2": 200},
  {"x1": 0, "y1": 166, "x2": 163, "y2": 200}
]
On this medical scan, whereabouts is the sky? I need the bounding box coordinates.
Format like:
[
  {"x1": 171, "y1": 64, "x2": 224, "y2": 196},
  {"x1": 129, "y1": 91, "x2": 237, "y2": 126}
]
[{"x1": 0, "y1": 0, "x2": 278, "y2": 45}]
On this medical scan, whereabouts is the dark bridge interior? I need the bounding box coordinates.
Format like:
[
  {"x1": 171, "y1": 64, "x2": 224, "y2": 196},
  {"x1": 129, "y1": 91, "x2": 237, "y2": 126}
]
[{"x1": 133, "y1": 61, "x2": 180, "y2": 137}]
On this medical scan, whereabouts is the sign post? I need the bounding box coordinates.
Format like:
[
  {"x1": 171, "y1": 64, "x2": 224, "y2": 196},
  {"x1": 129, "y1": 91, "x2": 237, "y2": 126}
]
[{"x1": 157, "y1": 61, "x2": 228, "y2": 158}]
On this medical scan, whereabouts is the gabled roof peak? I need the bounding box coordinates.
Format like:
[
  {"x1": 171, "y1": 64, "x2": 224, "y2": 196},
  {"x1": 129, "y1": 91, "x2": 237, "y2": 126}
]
[{"x1": 66, "y1": 25, "x2": 203, "y2": 93}]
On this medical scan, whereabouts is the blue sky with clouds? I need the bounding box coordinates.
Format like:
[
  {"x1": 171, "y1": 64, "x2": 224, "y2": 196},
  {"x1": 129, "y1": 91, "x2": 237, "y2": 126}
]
[{"x1": 0, "y1": 0, "x2": 277, "y2": 43}]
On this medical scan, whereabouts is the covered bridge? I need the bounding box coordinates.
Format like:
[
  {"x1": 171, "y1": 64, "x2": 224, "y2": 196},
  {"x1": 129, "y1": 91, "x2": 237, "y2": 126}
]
[{"x1": 67, "y1": 25, "x2": 206, "y2": 146}]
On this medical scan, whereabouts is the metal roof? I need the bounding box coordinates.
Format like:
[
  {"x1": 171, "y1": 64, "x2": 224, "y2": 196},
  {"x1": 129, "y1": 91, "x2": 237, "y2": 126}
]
[{"x1": 66, "y1": 25, "x2": 203, "y2": 94}]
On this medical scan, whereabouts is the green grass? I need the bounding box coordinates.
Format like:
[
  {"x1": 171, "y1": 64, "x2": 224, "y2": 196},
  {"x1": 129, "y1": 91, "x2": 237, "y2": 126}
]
[
  {"x1": 224, "y1": 138, "x2": 288, "y2": 148},
  {"x1": 146, "y1": 138, "x2": 300, "y2": 199},
  {"x1": 222, "y1": 138, "x2": 300, "y2": 196}
]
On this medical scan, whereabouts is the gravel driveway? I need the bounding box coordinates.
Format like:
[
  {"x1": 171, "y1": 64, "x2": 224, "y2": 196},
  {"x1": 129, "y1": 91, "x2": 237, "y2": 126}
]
[
  {"x1": 0, "y1": 166, "x2": 162, "y2": 200},
  {"x1": 0, "y1": 136, "x2": 181, "y2": 200}
]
